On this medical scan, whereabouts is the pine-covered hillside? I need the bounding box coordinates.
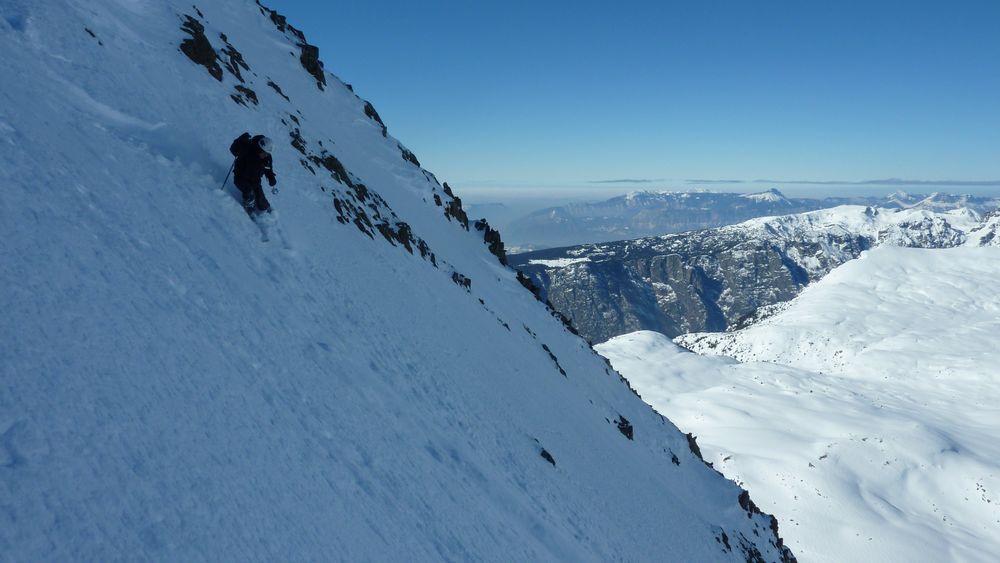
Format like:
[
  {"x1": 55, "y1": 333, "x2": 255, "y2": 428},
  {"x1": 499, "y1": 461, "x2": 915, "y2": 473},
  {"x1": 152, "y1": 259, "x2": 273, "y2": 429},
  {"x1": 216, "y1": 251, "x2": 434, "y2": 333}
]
[{"x1": 0, "y1": 1, "x2": 793, "y2": 560}]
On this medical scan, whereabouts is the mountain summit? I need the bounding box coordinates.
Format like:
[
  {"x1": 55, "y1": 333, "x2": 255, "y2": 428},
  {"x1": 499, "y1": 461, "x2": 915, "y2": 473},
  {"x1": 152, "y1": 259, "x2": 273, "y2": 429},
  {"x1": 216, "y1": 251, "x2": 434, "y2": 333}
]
[{"x1": 1, "y1": 1, "x2": 793, "y2": 560}]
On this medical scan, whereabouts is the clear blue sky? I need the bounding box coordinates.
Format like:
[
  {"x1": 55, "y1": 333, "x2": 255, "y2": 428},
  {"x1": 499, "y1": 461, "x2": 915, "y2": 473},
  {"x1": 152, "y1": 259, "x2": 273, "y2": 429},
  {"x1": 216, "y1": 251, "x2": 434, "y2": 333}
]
[{"x1": 266, "y1": 0, "x2": 1000, "y2": 200}]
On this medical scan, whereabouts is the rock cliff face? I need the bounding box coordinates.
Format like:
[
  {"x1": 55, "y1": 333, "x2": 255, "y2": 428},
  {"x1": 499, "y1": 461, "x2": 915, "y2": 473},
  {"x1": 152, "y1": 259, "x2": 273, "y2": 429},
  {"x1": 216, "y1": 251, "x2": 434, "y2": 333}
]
[{"x1": 511, "y1": 206, "x2": 981, "y2": 343}]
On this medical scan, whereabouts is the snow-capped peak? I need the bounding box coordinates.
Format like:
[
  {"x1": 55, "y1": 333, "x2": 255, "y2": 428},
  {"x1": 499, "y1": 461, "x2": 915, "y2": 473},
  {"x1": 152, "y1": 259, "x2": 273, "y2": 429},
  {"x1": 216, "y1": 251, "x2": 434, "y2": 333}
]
[{"x1": 740, "y1": 188, "x2": 789, "y2": 203}]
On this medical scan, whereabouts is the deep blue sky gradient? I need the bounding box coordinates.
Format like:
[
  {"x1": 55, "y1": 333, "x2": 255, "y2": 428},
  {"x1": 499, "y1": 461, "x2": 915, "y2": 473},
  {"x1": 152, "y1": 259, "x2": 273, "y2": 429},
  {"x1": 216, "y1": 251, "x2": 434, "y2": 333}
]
[{"x1": 265, "y1": 0, "x2": 1000, "y2": 199}]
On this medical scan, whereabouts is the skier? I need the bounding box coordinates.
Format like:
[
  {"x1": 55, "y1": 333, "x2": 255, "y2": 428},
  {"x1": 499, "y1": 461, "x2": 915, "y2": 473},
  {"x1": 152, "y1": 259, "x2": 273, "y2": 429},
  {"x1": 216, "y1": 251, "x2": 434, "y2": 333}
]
[{"x1": 229, "y1": 132, "x2": 277, "y2": 214}]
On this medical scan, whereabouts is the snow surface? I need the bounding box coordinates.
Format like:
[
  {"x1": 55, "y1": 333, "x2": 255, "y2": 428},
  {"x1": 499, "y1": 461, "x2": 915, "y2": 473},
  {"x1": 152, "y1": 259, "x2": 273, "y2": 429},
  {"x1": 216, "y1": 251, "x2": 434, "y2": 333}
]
[
  {"x1": 598, "y1": 247, "x2": 1000, "y2": 562},
  {"x1": 527, "y1": 257, "x2": 591, "y2": 268},
  {"x1": 731, "y1": 205, "x2": 981, "y2": 243},
  {"x1": 739, "y1": 189, "x2": 789, "y2": 204},
  {"x1": 0, "y1": 1, "x2": 791, "y2": 560}
]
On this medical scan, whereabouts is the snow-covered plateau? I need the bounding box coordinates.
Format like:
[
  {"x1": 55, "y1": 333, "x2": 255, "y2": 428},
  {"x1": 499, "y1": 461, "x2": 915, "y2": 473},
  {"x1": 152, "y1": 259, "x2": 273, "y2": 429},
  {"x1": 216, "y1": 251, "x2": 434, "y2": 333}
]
[
  {"x1": 597, "y1": 246, "x2": 1000, "y2": 562},
  {"x1": 0, "y1": 1, "x2": 794, "y2": 561}
]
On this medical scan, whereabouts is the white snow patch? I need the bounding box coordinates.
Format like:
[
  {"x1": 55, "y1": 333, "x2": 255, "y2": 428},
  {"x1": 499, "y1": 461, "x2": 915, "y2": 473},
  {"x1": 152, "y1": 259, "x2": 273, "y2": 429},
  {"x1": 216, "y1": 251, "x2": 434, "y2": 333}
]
[
  {"x1": 598, "y1": 247, "x2": 1000, "y2": 563},
  {"x1": 527, "y1": 257, "x2": 591, "y2": 268}
]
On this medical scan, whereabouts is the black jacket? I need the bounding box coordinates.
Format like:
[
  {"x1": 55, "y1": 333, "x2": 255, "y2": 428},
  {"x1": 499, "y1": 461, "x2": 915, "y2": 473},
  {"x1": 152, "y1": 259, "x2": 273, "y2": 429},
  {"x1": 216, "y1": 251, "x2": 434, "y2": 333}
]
[{"x1": 232, "y1": 135, "x2": 276, "y2": 187}]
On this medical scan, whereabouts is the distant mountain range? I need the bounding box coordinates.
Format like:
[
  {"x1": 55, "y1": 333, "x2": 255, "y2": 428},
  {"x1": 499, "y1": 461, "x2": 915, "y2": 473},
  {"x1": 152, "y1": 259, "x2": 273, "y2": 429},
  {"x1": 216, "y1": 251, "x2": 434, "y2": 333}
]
[
  {"x1": 500, "y1": 189, "x2": 1000, "y2": 249},
  {"x1": 510, "y1": 204, "x2": 999, "y2": 344}
]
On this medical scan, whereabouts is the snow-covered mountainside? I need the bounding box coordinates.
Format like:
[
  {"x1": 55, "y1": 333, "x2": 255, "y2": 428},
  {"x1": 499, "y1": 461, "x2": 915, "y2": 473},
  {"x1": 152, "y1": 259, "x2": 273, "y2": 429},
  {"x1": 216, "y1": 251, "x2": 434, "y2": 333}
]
[
  {"x1": 598, "y1": 247, "x2": 1000, "y2": 562},
  {"x1": 501, "y1": 188, "x2": 999, "y2": 249},
  {"x1": 512, "y1": 205, "x2": 984, "y2": 343},
  {"x1": 966, "y1": 209, "x2": 1000, "y2": 247},
  {"x1": 885, "y1": 190, "x2": 1000, "y2": 213},
  {"x1": 0, "y1": 1, "x2": 795, "y2": 560}
]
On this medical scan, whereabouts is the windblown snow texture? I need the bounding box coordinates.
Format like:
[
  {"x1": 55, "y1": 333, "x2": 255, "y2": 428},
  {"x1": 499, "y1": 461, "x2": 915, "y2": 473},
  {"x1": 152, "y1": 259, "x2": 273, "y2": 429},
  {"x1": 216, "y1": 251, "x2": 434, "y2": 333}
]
[
  {"x1": 599, "y1": 247, "x2": 1000, "y2": 563},
  {"x1": 0, "y1": 1, "x2": 792, "y2": 561}
]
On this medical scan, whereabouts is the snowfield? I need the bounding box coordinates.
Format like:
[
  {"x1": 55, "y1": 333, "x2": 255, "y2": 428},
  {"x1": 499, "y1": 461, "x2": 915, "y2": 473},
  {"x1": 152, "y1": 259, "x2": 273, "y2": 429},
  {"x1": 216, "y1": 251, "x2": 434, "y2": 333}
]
[
  {"x1": 598, "y1": 247, "x2": 1000, "y2": 562},
  {"x1": 0, "y1": 1, "x2": 792, "y2": 561}
]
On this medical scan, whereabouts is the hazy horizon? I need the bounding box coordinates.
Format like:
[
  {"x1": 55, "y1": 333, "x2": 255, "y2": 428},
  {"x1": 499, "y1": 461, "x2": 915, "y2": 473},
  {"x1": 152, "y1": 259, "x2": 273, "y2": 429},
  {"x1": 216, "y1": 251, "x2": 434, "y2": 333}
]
[{"x1": 458, "y1": 180, "x2": 1000, "y2": 207}]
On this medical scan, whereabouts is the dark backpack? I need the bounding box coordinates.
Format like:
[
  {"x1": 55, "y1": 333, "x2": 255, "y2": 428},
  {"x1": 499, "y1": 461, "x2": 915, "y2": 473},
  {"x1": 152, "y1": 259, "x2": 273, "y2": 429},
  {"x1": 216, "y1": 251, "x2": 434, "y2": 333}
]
[{"x1": 229, "y1": 132, "x2": 252, "y2": 157}]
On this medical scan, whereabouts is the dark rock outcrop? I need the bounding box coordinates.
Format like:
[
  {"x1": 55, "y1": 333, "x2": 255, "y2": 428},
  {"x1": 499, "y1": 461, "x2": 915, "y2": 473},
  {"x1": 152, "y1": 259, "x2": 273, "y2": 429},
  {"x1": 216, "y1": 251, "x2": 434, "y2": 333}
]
[
  {"x1": 231, "y1": 85, "x2": 258, "y2": 106},
  {"x1": 179, "y1": 15, "x2": 222, "y2": 81},
  {"x1": 540, "y1": 449, "x2": 556, "y2": 466},
  {"x1": 267, "y1": 79, "x2": 290, "y2": 101},
  {"x1": 541, "y1": 344, "x2": 566, "y2": 376},
  {"x1": 298, "y1": 43, "x2": 326, "y2": 89},
  {"x1": 474, "y1": 219, "x2": 507, "y2": 265},
  {"x1": 440, "y1": 183, "x2": 469, "y2": 230},
  {"x1": 616, "y1": 415, "x2": 634, "y2": 440},
  {"x1": 399, "y1": 144, "x2": 420, "y2": 166},
  {"x1": 363, "y1": 101, "x2": 387, "y2": 136},
  {"x1": 219, "y1": 33, "x2": 250, "y2": 82},
  {"x1": 256, "y1": 2, "x2": 325, "y2": 90},
  {"x1": 451, "y1": 272, "x2": 472, "y2": 290},
  {"x1": 84, "y1": 27, "x2": 103, "y2": 46},
  {"x1": 686, "y1": 433, "x2": 705, "y2": 462}
]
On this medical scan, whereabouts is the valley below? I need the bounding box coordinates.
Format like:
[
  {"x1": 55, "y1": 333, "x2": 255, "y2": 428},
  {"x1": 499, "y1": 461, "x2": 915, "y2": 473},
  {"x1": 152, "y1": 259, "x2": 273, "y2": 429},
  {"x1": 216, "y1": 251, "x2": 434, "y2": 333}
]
[{"x1": 596, "y1": 247, "x2": 1000, "y2": 562}]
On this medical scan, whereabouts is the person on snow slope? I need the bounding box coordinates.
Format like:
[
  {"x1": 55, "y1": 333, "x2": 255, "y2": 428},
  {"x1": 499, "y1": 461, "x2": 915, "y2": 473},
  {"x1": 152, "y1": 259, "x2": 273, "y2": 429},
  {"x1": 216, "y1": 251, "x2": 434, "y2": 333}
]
[{"x1": 229, "y1": 133, "x2": 277, "y2": 215}]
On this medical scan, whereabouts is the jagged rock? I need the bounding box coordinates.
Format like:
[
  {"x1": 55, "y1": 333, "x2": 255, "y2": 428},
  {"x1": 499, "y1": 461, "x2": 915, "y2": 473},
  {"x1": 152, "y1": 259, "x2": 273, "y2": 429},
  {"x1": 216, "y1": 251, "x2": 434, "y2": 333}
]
[
  {"x1": 394, "y1": 222, "x2": 414, "y2": 252},
  {"x1": 687, "y1": 432, "x2": 705, "y2": 462},
  {"x1": 440, "y1": 183, "x2": 469, "y2": 230},
  {"x1": 616, "y1": 415, "x2": 634, "y2": 440},
  {"x1": 318, "y1": 153, "x2": 351, "y2": 186},
  {"x1": 474, "y1": 219, "x2": 507, "y2": 265},
  {"x1": 179, "y1": 15, "x2": 222, "y2": 81},
  {"x1": 289, "y1": 128, "x2": 307, "y2": 154},
  {"x1": 218, "y1": 33, "x2": 250, "y2": 82},
  {"x1": 541, "y1": 344, "x2": 567, "y2": 376},
  {"x1": 399, "y1": 144, "x2": 420, "y2": 166},
  {"x1": 231, "y1": 85, "x2": 257, "y2": 105},
  {"x1": 451, "y1": 272, "x2": 472, "y2": 290},
  {"x1": 267, "y1": 79, "x2": 290, "y2": 101},
  {"x1": 363, "y1": 101, "x2": 387, "y2": 136},
  {"x1": 738, "y1": 491, "x2": 761, "y2": 517},
  {"x1": 298, "y1": 43, "x2": 326, "y2": 89},
  {"x1": 516, "y1": 271, "x2": 542, "y2": 301},
  {"x1": 255, "y1": 2, "x2": 323, "y2": 89},
  {"x1": 256, "y1": 1, "x2": 305, "y2": 42},
  {"x1": 718, "y1": 530, "x2": 732, "y2": 551}
]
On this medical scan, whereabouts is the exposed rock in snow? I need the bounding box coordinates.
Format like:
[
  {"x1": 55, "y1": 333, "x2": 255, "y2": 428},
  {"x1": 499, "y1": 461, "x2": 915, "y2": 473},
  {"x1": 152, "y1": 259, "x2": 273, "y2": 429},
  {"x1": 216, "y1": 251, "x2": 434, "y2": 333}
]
[
  {"x1": 0, "y1": 1, "x2": 793, "y2": 560},
  {"x1": 513, "y1": 205, "x2": 983, "y2": 343}
]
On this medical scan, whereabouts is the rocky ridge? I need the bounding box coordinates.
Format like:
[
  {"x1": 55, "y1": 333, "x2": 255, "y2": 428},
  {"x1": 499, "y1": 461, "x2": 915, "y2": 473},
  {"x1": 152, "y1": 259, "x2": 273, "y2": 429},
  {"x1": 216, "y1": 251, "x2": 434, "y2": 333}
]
[{"x1": 511, "y1": 205, "x2": 986, "y2": 343}]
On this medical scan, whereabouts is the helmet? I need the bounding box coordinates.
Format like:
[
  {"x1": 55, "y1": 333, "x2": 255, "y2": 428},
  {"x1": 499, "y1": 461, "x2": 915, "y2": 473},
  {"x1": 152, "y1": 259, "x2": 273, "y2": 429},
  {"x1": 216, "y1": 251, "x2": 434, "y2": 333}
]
[{"x1": 257, "y1": 136, "x2": 273, "y2": 153}]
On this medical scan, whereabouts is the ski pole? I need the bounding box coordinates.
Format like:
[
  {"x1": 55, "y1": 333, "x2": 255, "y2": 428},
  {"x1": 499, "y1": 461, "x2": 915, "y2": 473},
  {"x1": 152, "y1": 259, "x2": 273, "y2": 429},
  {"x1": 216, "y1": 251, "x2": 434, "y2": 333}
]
[{"x1": 220, "y1": 161, "x2": 235, "y2": 191}]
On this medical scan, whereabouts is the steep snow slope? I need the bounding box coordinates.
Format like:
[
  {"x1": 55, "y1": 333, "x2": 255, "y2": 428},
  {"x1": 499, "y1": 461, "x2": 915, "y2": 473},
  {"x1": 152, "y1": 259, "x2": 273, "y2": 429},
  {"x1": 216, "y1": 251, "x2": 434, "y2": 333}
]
[
  {"x1": 0, "y1": 1, "x2": 793, "y2": 560},
  {"x1": 598, "y1": 247, "x2": 1000, "y2": 562}
]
